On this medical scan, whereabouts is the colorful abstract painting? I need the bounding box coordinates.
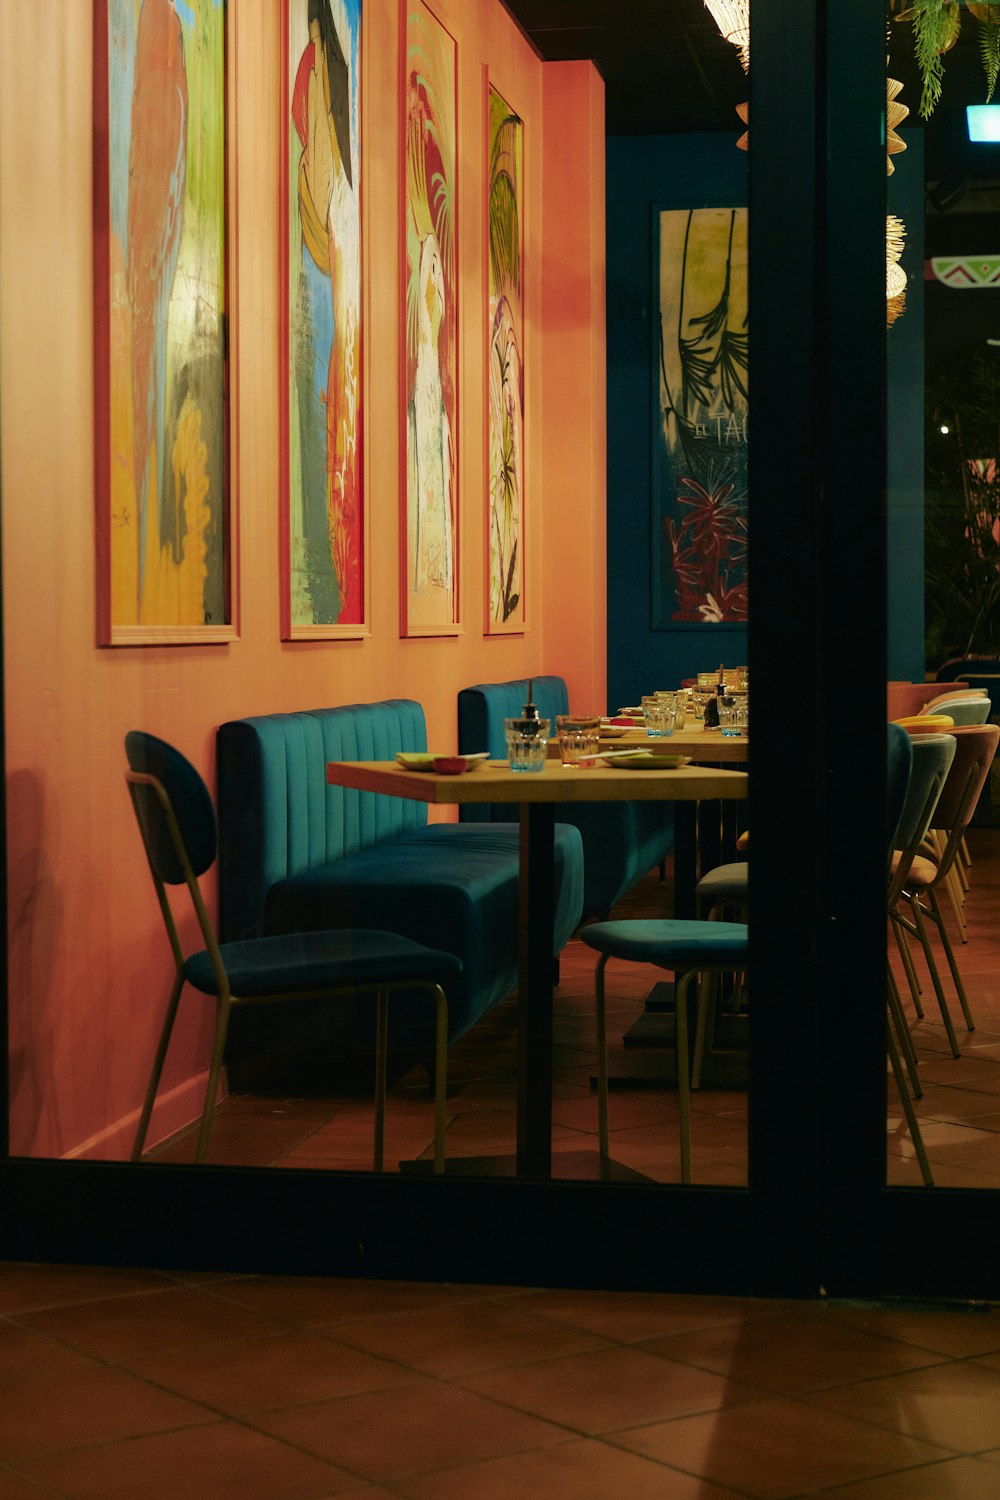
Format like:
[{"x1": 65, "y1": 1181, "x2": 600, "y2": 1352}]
[
  {"x1": 95, "y1": 0, "x2": 234, "y2": 644},
  {"x1": 403, "y1": 1, "x2": 458, "y2": 635},
  {"x1": 486, "y1": 84, "x2": 524, "y2": 634},
  {"x1": 282, "y1": 0, "x2": 364, "y2": 637},
  {"x1": 653, "y1": 207, "x2": 748, "y2": 628}
]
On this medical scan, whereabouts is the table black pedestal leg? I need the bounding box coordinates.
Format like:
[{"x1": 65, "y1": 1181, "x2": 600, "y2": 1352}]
[{"x1": 517, "y1": 800, "x2": 555, "y2": 1178}]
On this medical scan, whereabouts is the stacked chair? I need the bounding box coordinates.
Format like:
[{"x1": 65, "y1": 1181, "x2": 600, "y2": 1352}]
[
  {"x1": 884, "y1": 725, "x2": 941, "y2": 1185},
  {"x1": 890, "y1": 724, "x2": 1000, "y2": 1063},
  {"x1": 125, "y1": 731, "x2": 462, "y2": 1170}
]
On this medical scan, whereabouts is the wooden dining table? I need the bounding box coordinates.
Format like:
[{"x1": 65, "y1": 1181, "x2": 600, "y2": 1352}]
[
  {"x1": 588, "y1": 721, "x2": 749, "y2": 764},
  {"x1": 325, "y1": 756, "x2": 748, "y2": 1179}
]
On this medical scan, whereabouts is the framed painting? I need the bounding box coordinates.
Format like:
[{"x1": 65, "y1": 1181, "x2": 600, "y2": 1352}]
[
  {"x1": 484, "y1": 78, "x2": 525, "y2": 635},
  {"x1": 401, "y1": 0, "x2": 460, "y2": 636},
  {"x1": 652, "y1": 205, "x2": 749, "y2": 630},
  {"x1": 93, "y1": 0, "x2": 238, "y2": 646},
  {"x1": 280, "y1": 0, "x2": 366, "y2": 639}
]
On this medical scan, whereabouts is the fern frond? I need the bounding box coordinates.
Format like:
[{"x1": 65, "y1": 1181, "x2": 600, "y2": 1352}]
[
  {"x1": 978, "y1": 11, "x2": 1000, "y2": 103},
  {"x1": 910, "y1": 0, "x2": 958, "y2": 119}
]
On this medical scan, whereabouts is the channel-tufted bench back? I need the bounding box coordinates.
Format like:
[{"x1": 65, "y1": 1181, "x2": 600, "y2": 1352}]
[{"x1": 217, "y1": 701, "x2": 428, "y2": 941}]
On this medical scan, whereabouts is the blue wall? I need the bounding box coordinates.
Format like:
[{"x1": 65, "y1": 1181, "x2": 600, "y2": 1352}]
[
  {"x1": 606, "y1": 131, "x2": 926, "y2": 705},
  {"x1": 887, "y1": 131, "x2": 925, "y2": 681},
  {"x1": 606, "y1": 136, "x2": 748, "y2": 711}
]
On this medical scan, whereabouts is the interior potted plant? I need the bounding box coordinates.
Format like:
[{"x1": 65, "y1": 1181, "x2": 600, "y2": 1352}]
[{"x1": 892, "y1": 0, "x2": 1000, "y2": 117}]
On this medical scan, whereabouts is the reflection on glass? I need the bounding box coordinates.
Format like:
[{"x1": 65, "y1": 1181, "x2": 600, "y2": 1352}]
[
  {"x1": 886, "y1": 8, "x2": 1000, "y2": 1188},
  {"x1": 4, "y1": 3, "x2": 753, "y2": 1190}
]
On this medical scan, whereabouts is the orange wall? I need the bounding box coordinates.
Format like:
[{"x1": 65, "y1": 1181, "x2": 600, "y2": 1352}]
[{"x1": 0, "y1": 0, "x2": 605, "y2": 1158}]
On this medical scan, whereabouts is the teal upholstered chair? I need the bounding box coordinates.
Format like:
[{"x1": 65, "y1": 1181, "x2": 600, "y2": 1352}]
[
  {"x1": 892, "y1": 725, "x2": 999, "y2": 1057},
  {"x1": 920, "y1": 696, "x2": 992, "y2": 727},
  {"x1": 125, "y1": 731, "x2": 461, "y2": 1170},
  {"x1": 580, "y1": 918, "x2": 748, "y2": 1183}
]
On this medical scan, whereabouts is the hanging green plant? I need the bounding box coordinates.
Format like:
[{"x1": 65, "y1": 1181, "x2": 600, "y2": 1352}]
[
  {"x1": 970, "y1": 2, "x2": 1000, "y2": 101},
  {"x1": 893, "y1": 0, "x2": 1000, "y2": 117}
]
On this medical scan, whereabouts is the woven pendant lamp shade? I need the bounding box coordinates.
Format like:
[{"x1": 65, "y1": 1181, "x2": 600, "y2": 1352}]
[
  {"x1": 735, "y1": 100, "x2": 749, "y2": 151},
  {"x1": 886, "y1": 214, "x2": 907, "y2": 326},
  {"x1": 704, "y1": 1, "x2": 750, "y2": 73},
  {"x1": 886, "y1": 76, "x2": 909, "y2": 175}
]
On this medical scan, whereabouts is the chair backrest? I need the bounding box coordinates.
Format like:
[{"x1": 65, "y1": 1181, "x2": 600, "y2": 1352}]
[
  {"x1": 886, "y1": 681, "x2": 970, "y2": 720},
  {"x1": 893, "y1": 733, "x2": 956, "y2": 853},
  {"x1": 929, "y1": 724, "x2": 1000, "y2": 834},
  {"x1": 887, "y1": 723, "x2": 914, "y2": 852},
  {"x1": 922, "y1": 688, "x2": 987, "y2": 712},
  {"x1": 923, "y1": 693, "x2": 995, "y2": 723},
  {"x1": 457, "y1": 676, "x2": 570, "y2": 758},
  {"x1": 125, "y1": 730, "x2": 217, "y2": 883},
  {"x1": 216, "y1": 700, "x2": 430, "y2": 941}
]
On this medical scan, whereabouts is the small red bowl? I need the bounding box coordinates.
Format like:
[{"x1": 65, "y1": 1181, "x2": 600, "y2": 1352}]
[{"x1": 433, "y1": 756, "x2": 469, "y2": 774}]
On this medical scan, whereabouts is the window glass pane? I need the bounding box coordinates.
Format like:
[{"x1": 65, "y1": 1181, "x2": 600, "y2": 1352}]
[{"x1": 886, "y1": 8, "x2": 1000, "y2": 1190}]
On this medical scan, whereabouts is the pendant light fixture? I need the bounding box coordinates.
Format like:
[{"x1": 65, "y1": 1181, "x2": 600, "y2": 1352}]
[{"x1": 703, "y1": 1, "x2": 750, "y2": 73}]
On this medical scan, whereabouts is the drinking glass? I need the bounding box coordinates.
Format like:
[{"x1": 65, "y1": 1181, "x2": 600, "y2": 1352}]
[
  {"x1": 718, "y1": 694, "x2": 742, "y2": 736},
  {"x1": 642, "y1": 696, "x2": 675, "y2": 737},
  {"x1": 556, "y1": 715, "x2": 601, "y2": 766},
  {"x1": 658, "y1": 689, "x2": 688, "y2": 729},
  {"x1": 505, "y1": 716, "x2": 550, "y2": 771}
]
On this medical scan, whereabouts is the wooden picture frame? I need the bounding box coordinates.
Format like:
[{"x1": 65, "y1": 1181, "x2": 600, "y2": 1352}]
[
  {"x1": 400, "y1": 0, "x2": 461, "y2": 637},
  {"x1": 94, "y1": 0, "x2": 239, "y2": 646},
  {"x1": 280, "y1": 0, "x2": 368, "y2": 640},
  {"x1": 484, "y1": 74, "x2": 525, "y2": 635},
  {"x1": 651, "y1": 204, "x2": 749, "y2": 631}
]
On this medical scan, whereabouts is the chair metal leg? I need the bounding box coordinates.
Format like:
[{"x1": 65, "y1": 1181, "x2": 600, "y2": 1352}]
[
  {"x1": 195, "y1": 995, "x2": 232, "y2": 1164},
  {"x1": 691, "y1": 970, "x2": 715, "y2": 1091},
  {"x1": 944, "y1": 864, "x2": 967, "y2": 943},
  {"x1": 131, "y1": 972, "x2": 185, "y2": 1161},
  {"x1": 675, "y1": 970, "x2": 694, "y2": 1184},
  {"x1": 886, "y1": 1015, "x2": 934, "y2": 1187},
  {"x1": 595, "y1": 954, "x2": 610, "y2": 1159},
  {"x1": 430, "y1": 983, "x2": 448, "y2": 1174},
  {"x1": 909, "y1": 894, "x2": 962, "y2": 1058},
  {"x1": 891, "y1": 912, "x2": 924, "y2": 1019},
  {"x1": 887, "y1": 965, "x2": 922, "y2": 1096},
  {"x1": 374, "y1": 989, "x2": 388, "y2": 1172},
  {"x1": 928, "y1": 889, "x2": 976, "y2": 1033}
]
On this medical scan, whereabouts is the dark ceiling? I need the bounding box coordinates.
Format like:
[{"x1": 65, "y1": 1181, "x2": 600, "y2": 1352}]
[
  {"x1": 499, "y1": 0, "x2": 748, "y2": 136},
  {"x1": 500, "y1": 0, "x2": 1000, "y2": 172}
]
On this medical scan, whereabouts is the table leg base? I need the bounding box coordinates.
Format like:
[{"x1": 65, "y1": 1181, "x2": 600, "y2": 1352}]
[{"x1": 601, "y1": 1034, "x2": 748, "y2": 1091}]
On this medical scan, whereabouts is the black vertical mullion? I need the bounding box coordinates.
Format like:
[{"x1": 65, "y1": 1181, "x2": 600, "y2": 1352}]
[
  {"x1": 817, "y1": 1, "x2": 888, "y2": 1295},
  {"x1": 747, "y1": 0, "x2": 824, "y2": 1283}
]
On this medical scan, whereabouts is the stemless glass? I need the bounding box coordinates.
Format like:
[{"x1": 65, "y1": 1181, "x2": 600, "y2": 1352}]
[
  {"x1": 643, "y1": 696, "x2": 675, "y2": 737},
  {"x1": 718, "y1": 694, "x2": 742, "y2": 736},
  {"x1": 658, "y1": 689, "x2": 687, "y2": 729},
  {"x1": 556, "y1": 715, "x2": 601, "y2": 766},
  {"x1": 505, "y1": 716, "x2": 550, "y2": 771}
]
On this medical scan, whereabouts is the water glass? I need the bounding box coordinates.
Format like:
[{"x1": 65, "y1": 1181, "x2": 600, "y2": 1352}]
[
  {"x1": 505, "y1": 716, "x2": 550, "y2": 772},
  {"x1": 658, "y1": 689, "x2": 688, "y2": 729},
  {"x1": 718, "y1": 694, "x2": 745, "y2": 736},
  {"x1": 642, "y1": 696, "x2": 675, "y2": 738},
  {"x1": 556, "y1": 715, "x2": 601, "y2": 766}
]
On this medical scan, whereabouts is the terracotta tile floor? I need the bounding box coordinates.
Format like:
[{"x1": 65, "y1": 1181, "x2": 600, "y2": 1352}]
[
  {"x1": 3, "y1": 1260, "x2": 1000, "y2": 1497},
  {"x1": 148, "y1": 829, "x2": 1000, "y2": 1190}
]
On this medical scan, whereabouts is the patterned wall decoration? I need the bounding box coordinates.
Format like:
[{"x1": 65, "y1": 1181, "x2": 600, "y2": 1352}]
[
  {"x1": 281, "y1": 0, "x2": 365, "y2": 637},
  {"x1": 486, "y1": 83, "x2": 525, "y2": 634},
  {"x1": 653, "y1": 206, "x2": 749, "y2": 629},
  {"x1": 94, "y1": 0, "x2": 235, "y2": 644},
  {"x1": 402, "y1": 0, "x2": 459, "y2": 635}
]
